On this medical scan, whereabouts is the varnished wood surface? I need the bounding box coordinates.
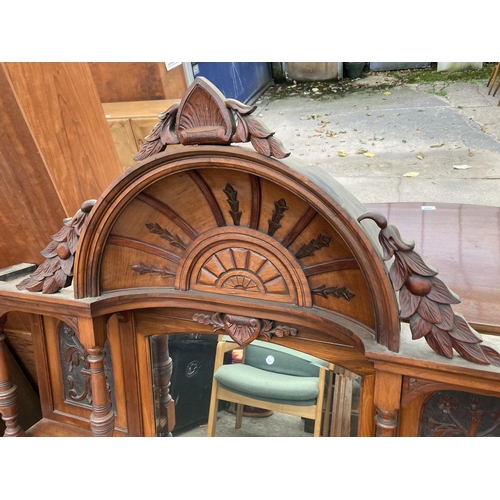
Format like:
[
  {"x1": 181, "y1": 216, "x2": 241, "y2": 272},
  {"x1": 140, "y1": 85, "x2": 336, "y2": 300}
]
[
  {"x1": 102, "y1": 99, "x2": 180, "y2": 119},
  {"x1": 364, "y1": 202, "x2": 500, "y2": 334},
  {"x1": 0, "y1": 64, "x2": 66, "y2": 269},
  {"x1": 26, "y1": 418, "x2": 93, "y2": 437},
  {"x1": 5, "y1": 62, "x2": 123, "y2": 216},
  {"x1": 90, "y1": 63, "x2": 187, "y2": 103}
]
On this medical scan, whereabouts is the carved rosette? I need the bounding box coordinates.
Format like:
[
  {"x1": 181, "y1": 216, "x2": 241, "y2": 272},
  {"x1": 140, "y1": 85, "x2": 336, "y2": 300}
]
[
  {"x1": 17, "y1": 200, "x2": 96, "y2": 294},
  {"x1": 359, "y1": 211, "x2": 500, "y2": 367},
  {"x1": 134, "y1": 77, "x2": 289, "y2": 161},
  {"x1": 192, "y1": 312, "x2": 298, "y2": 347}
]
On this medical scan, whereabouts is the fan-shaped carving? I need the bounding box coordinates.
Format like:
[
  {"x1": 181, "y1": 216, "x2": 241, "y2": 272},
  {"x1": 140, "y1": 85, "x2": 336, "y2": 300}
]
[
  {"x1": 134, "y1": 77, "x2": 290, "y2": 161},
  {"x1": 176, "y1": 79, "x2": 233, "y2": 145},
  {"x1": 176, "y1": 227, "x2": 312, "y2": 307},
  {"x1": 197, "y1": 248, "x2": 288, "y2": 296}
]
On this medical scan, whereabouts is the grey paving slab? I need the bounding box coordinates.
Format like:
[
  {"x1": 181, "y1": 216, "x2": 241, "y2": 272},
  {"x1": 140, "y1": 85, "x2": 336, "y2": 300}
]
[{"x1": 253, "y1": 77, "x2": 500, "y2": 207}]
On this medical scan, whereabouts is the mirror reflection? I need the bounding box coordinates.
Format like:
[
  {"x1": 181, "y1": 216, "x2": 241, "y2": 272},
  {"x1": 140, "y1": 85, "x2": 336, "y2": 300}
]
[{"x1": 150, "y1": 333, "x2": 361, "y2": 437}]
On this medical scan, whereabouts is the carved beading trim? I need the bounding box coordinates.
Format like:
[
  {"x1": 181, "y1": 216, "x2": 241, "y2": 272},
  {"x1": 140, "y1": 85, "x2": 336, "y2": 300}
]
[{"x1": 359, "y1": 211, "x2": 500, "y2": 368}]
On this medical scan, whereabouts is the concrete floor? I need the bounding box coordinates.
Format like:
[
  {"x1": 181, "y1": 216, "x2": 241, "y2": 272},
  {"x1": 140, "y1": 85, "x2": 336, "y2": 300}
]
[
  {"x1": 177, "y1": 406, "x2": 314, "y2": 437},
  {"x1": 252, "y1": 75, "x2": 500, "y2": 207}
]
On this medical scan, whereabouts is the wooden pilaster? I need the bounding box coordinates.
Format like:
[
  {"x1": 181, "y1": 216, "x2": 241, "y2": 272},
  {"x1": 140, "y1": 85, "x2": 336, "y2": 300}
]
[{"x1": 373, "y1": 369, "x2": 403, "y2": 437}]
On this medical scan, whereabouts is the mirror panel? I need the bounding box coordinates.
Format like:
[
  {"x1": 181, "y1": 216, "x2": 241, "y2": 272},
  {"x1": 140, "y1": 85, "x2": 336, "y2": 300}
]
[{"x1": 149, "y1": 333, "x2": 361, "y2": 437}]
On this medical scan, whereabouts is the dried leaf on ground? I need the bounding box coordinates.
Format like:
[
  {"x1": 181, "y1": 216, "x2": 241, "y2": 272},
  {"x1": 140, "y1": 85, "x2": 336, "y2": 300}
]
[
  {"x1": 337, "y1": 151, "x2": 349, "y2": 157},
  {"x1": 403, "y1": 172, "x2": 419, "y2": 177},
  {"x1": 416, "y1": 152, "x2": 425, "y2": 160},
  {"x1": 384, "y1": 91, "x2": 391, "y2": 95},
  {"x1": 363, "y1": 152, "x2": 376, "y2": 157}
]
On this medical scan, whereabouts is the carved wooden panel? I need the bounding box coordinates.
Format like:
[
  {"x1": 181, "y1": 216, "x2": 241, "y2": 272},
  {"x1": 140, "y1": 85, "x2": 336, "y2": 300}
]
[
  {"x1": 58, "y1": 322, "x2": 116, "y2": 412},
  {"x1": 419, "y1": 390, "x2": 500, "y2": 437},
  {"x1": 94, "y1": 163, "x2": 376, "y2": 327}
]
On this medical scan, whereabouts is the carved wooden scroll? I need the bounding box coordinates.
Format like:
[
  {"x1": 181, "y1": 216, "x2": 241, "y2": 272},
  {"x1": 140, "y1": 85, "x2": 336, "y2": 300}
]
[
  {"x1": 17, "y1": 200, "x2": 96, "y2": 294},
  {"x1": 134, "y1": 77, "x2": 290, "y2": 161},
  {"x1": 359, "y1": 211, "x2": 500, "y2": 367},
  {"x1": 192, "y1": 312, "x2": 297, "y2": 347}
]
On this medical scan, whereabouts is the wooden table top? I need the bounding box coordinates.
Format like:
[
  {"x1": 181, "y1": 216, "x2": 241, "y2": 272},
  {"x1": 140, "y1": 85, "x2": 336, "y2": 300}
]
[{"x1": 363, "y1": 202, "x2": 500, "y2": 335}]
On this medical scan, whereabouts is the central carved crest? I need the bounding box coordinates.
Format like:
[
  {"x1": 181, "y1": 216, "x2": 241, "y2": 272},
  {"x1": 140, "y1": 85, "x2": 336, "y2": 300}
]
[
  {"x1": 223, "y1": 314, "x2": 262, "y2": 345},
  {"x1": 134, "y1": 77, "x2": 290, "y2": 160}
]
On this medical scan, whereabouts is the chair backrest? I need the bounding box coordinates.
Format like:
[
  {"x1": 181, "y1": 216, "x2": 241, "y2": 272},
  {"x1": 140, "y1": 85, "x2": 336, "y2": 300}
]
[{"x1": 244, "y1": 339, "x2": 328, "y2": 377}]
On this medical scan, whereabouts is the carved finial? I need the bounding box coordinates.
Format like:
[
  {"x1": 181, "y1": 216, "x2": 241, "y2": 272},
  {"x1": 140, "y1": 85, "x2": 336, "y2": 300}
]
[
  {"x1": 134, "y1": 77, "x2": 290, "y2": 161},
  {"x1": 16, "y1": 200, "x2": 96, "y2": 294},
  {"x1": 359, "y1": 211, "x2": 500, "y2": 367}
]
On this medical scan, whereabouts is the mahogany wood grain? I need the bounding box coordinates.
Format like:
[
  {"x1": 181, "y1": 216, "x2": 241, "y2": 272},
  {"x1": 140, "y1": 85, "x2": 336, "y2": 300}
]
[
  {"x1": 250, "y1": 174, "x2": 261, "y2": 229},
  {"x1": 5, "y1": 62, "x2": 123, "y2": 216},
  {"x1": 373, "y1": 370, "x2": 403, "y2": 437},
  {"x1": 357, "y1": 374, "x2": 376, "y2": 437},
  {"x1": 90, "y1": 63, "x2": 187, "y2": 103},
  {"x1": 0, "y1": 64, "x2": 66, "y2": 269},
  {"x1": 187, "y1": 170, "x2": 226, "y2": 227}
]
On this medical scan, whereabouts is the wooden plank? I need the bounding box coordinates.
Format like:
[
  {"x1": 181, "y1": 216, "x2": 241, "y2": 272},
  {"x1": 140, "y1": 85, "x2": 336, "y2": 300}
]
[
  {"x1": 102, "y1": 99, "x2": 179, "y2": 119},
  {"x1": 5, "y1": 62, "x2": 123, "y2": 216},
  {"x1": 90, "y1": 63, "x2": 186, "y2": 103},
  {"x1": 0, "y1": 64, "x2": 66, "y2": 268}
]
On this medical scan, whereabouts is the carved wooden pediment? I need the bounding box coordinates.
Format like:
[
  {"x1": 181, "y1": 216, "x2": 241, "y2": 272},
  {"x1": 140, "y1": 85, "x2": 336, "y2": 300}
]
[{"x1": 134, "y1": 77, "x2": 290, "y2": 160}]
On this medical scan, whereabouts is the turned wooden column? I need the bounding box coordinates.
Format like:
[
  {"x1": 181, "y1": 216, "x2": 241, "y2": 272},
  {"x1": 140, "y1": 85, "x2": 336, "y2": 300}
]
[
  {"x1": 79, "y1": 316, "x2": 115, "y2": 437},
  {"x1": 373, "y1": 369, "x2": 403, "y2": 437},
  {"x1": 150, "y1": 336, "x2": 175, "y2": 436},
  {"x1": 87, "y1": 346, "x2": 115, "y2": 437},
  {"x1": 0, "y1": 316, "x2": 24, "y2": 437}
]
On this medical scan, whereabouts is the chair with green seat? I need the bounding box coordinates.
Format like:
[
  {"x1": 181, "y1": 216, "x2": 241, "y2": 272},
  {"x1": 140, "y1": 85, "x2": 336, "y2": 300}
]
[{"x1": 206, "y1": 337, "x2": 333, "y2": 437}]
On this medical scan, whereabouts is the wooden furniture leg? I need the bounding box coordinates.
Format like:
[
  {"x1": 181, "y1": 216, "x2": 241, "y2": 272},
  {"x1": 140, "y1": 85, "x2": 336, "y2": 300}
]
[{"x1": 0, "y1": 316, "x2": 24, "y2": 437}]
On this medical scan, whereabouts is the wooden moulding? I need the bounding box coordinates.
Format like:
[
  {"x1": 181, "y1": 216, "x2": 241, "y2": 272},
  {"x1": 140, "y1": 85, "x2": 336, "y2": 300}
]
[{"x1": 71, "y1": 145, "x2": 400, "y2": 352}]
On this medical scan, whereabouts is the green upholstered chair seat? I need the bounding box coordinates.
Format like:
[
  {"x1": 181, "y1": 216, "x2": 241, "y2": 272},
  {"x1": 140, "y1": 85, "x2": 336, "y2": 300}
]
[{"x1": 214, "y1": 363, "x2": 320, "y2": 406}]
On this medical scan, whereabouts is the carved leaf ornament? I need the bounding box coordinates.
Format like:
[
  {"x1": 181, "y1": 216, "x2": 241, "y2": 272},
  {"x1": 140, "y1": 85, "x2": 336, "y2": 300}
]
[
  {"x1": 134, "y1": 77, "x2": 290, "y2": 161},
  {"x1": 17, "y1": 200, "x2": 96, "y2": 294},
  {"x1": 192, "y1": 312, "x2": 297, "y2": 346},
  {"x1": 358, "y1": 211, "x2": 500, "y2": 367}
]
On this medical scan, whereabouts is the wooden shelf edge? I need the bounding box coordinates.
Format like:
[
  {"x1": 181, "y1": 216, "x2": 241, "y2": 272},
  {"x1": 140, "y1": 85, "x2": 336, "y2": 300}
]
[{"x1": 25, "y1": 418, "x2": 93, "y2": 437}]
